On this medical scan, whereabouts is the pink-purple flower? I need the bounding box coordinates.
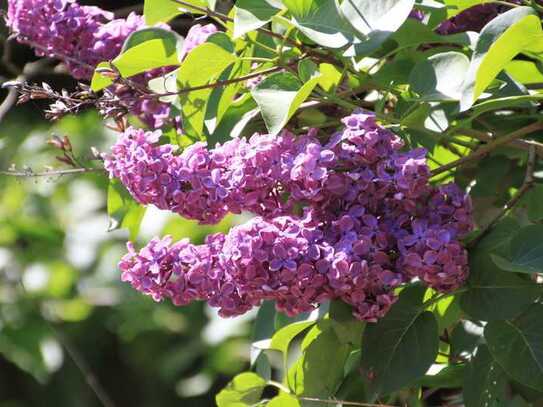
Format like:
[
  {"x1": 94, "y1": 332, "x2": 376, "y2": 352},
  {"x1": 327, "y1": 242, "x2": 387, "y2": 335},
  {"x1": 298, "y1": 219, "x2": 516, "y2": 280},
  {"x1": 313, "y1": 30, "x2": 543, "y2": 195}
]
[{"x1": 109, "y1": 112, "x2": 474, "y2": 321}]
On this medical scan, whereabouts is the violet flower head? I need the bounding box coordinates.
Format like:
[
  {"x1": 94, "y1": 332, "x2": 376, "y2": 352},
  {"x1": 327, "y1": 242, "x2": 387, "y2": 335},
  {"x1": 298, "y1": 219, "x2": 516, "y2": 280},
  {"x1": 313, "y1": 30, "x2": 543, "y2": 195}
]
[
  {"x1": 436, "y1": 1, "x2": 523, "y2": 35},
  {"x1": 113, "y1": 113, "x2": 474, "y2": 321},
  {"x1": 6, "y1": 0, "x2": 116, "y2": 79}
]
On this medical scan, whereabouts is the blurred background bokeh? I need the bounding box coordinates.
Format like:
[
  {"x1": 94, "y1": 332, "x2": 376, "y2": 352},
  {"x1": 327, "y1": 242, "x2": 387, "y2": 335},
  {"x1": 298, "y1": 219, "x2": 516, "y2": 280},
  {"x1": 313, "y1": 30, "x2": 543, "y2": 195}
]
[{"x1": 0, "y1": 1, "x2": 253, "y2": 406}]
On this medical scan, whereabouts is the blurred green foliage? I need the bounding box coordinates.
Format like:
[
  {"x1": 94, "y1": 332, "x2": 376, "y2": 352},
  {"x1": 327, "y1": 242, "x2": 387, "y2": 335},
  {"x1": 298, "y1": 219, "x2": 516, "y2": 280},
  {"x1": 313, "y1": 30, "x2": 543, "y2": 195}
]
[{"x1": 0, "y1": 108, "x2": 251, "y2": 406}]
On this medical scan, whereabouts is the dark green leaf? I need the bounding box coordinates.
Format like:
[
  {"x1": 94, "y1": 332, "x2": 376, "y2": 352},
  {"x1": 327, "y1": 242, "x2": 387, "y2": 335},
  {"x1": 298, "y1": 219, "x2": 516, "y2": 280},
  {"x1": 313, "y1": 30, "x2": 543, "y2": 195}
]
[
  {"x1": 491, "y1": 225, "x2": 543, "y2": 274},
  {"x1": 524, "y1": 184, "x2": 543, "y2": 222},
  {"x1": 476, "y1": 216, "x2": 520, "y2": 253},
  {"x1": 418, "y1": 364, "x2": 466, "y2": 389},
  {"x1": 329, "y1": 300, "x2": 363, "y2": 347},
  {"x1": 450, "y1": 320, "x2": 484, "y2": 360},
  {"x1": 250, "y1": 301, "x2": 276, "y2": 379},
  {"x1": 298, "y1": 59, "x2": 319, "y2": 82},
  {"x1": 297, "y1": 323, "x2": 350, "y2": 400},
  {"x1": 460, "y1": 251, "x2": 540, "y2": 321},
  {"x1": 463, "y1": 345, "x2": 508, "y2": 407},
  {"x1": 360, "y1": 285, "x2": 439, "y2": 396},
  {"x1": 485, "y1": 305, "x2": 543, "y2": 391},
  {"x1": 390, "y1": 18, "x2": 474, "y2": 49}
]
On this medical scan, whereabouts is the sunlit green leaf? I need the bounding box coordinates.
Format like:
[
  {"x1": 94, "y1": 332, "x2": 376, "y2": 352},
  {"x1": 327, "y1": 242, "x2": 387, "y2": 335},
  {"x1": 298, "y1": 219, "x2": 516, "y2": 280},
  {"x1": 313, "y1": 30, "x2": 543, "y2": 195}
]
[
  {"x1": 143, "y1": 0, "x2": 210, "y2": 25},
  {"x1": 460, "y1": 7, "x2": 543, "y2": 110},
  {"x1": 216, "y1": 372, "x2": 267, "y2": 406},
  {"x1": 463, "y1": 345, "x2": 508, "y2": 407},
  {"x1": 177, "y1": 42, "x2": 238, "y2": 136},
  {"x1": 251, "y1": 72, "x2": 320, "y2": 135},
  {"x1": 233, "y1": 0, "x2": 282, "y2": 38},
  {"x1": 92, "y1": 36, "x2": 180, "y2": 91},
  {"x1": 409, "y1": 51, "x2": 470, "y2": 101},
  {"x1": 268, "y1": 394, "x2": 301, "y2": 406},
  {"x1": 283, "y1": 0, "x2": 354, "y2": 48}
]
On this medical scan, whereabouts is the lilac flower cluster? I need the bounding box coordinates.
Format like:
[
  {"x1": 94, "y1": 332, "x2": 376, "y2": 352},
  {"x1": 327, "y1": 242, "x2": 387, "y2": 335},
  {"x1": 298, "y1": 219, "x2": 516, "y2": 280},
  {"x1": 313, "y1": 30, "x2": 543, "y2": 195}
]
[
  {"x1": 104, "y1": 128, "x2": 297, "y2": 223},
  {"x1": 5, "y1": 0, "x2": 124, "y2": 79},
  {"x1": 6, "y1": 0, "x2": 218, "y2": 129},
  {"x1": 108, "y1": 112, "x2": 473, "y2": 321},
  {"x1": 436, "y1": 1, "x2": 523, "y2": 34}
]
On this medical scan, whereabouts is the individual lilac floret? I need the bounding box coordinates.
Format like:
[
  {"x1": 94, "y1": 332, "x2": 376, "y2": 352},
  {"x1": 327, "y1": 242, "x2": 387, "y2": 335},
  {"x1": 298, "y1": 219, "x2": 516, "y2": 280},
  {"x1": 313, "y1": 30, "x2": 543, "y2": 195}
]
[{"x1": 179, "y1": 23, "x2": 218, "y2": 60}]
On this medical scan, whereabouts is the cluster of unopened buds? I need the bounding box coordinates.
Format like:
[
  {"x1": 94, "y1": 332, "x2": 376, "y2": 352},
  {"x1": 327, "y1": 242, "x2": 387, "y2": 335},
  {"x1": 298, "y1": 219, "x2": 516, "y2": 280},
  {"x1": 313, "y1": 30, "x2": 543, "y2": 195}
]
[{"x1": 104, "y1": 112, "x2": 473, "y2": 321}]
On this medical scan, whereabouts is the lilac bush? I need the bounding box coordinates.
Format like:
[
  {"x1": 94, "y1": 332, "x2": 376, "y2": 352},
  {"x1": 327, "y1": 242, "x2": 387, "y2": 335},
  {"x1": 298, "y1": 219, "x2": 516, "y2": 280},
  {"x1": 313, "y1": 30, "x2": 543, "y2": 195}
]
[{"x1": 6, "y1": 0, "x2": 542, "y2": 404}]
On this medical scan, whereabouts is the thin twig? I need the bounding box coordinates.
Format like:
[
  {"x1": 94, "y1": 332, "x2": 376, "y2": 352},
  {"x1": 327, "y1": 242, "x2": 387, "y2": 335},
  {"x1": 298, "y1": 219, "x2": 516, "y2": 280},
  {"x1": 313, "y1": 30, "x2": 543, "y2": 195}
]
[
  {"x1": 431, "y1": 122, "x2": 543, "y2": 176},
  {"x1": 151, "y1": 65, "x2": 287, "y2": 97},
  {"x1": 299, "y1": 397, "x2": 395, "y2": 407},
  {"x1": 469, "y1": 145, "x2": 537, "y2": 248},
  {"x1": 49, "y1": 326, "x2": 117, "y2": 407},
  {"x1": 0, "y1": 167, "x2": 104, "y2": 177},
  {"x1": 461, "y1": 127, "x2": 543, "y2": 158}
]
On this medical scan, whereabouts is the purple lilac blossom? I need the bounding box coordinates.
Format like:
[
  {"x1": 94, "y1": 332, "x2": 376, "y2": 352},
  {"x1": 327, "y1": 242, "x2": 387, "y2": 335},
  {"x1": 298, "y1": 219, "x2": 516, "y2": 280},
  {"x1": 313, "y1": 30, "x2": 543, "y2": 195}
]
[
  {"x1": 6, "y1": 0, "x2": 118, "y2": 79},
  {"x1": 179, "y1": 23, "x2": 218, "y2": 60},
  {"x1": 110, "y1": 112, "x2": 474, "y2": 321},
  {"x1": 6, "y1": 0, "x2": 218, "y2": 129},
  {"x1": 436, "y1": 1, "x2": 523, "y2": 34}
]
